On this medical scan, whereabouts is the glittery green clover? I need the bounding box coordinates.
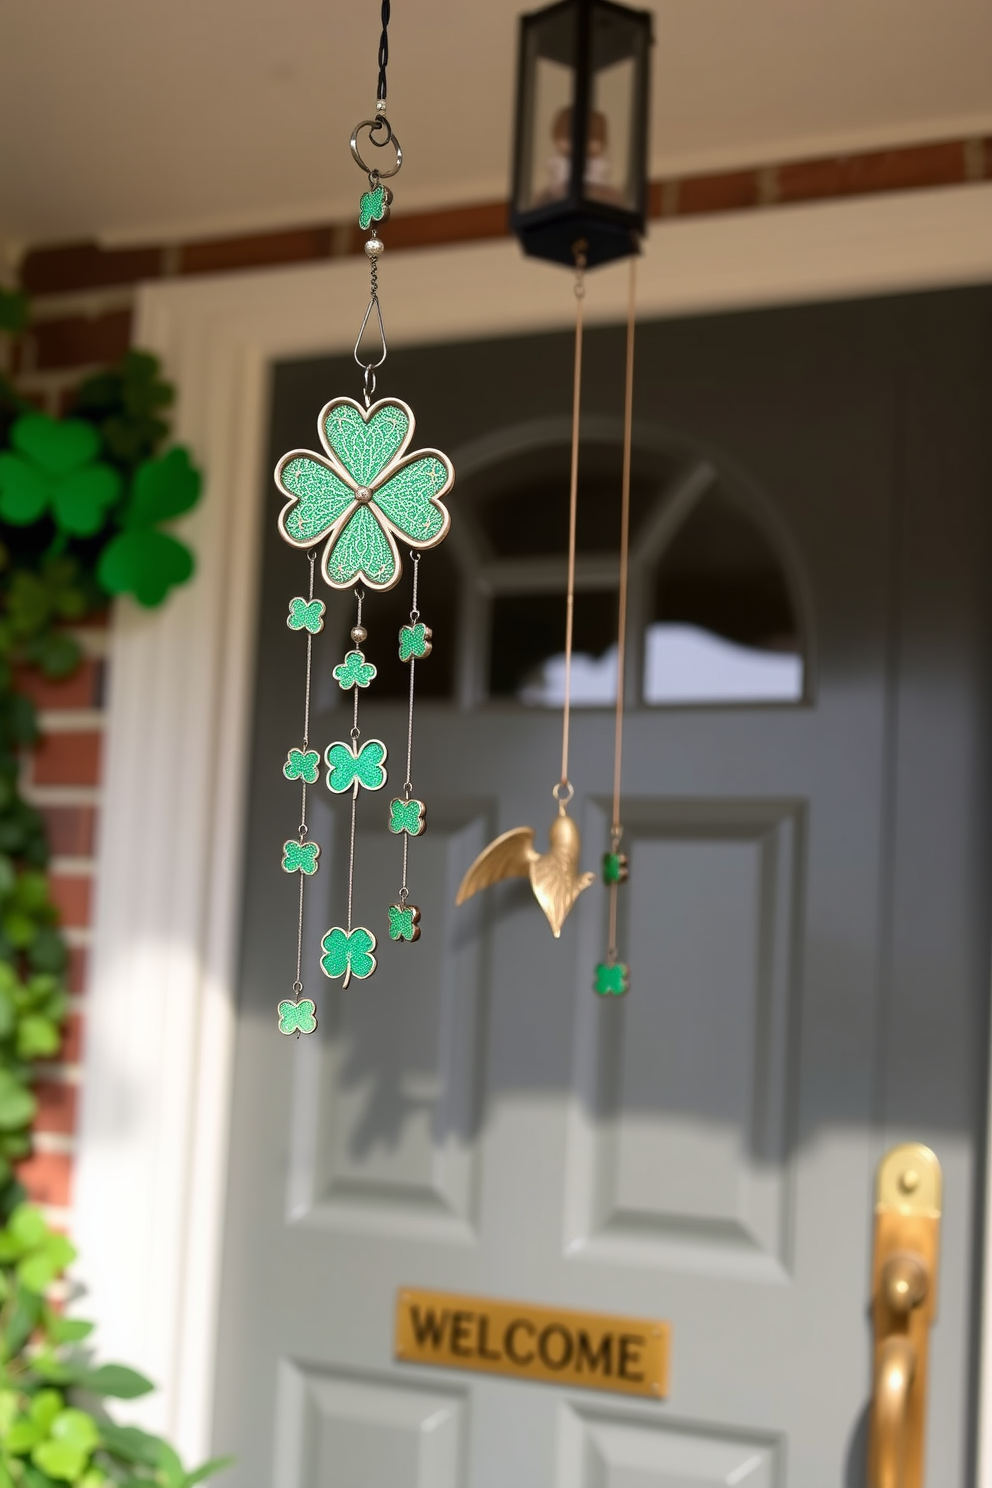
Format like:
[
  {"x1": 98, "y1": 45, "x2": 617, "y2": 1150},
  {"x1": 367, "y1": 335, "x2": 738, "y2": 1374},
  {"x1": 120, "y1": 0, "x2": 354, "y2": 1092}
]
[
  {"x1": 388, "y1": 903, "x2": 421, "y2": 942},
  {"x1": 282, "y1": 839, "x2": 320, "y2": 875},
  {"x1": 278, "y1": 998, "x2": 317, "y2": 1035},
  {"x1": 325, "y1": 738, "x2": 388, "y2": 795},
  {"x1": 275, "y1": 397, "x2": 454, "y2": 592},
  {"x1": 602, "y1": 852, "x2": 628, "y2": 885},
  {"x1": 283, "y1": 747, "x2": 320, "y2": 784},
  {"x1": 594, "y1": 962, "x2": 629, "y2": 998},
  {"x1": 398, "y1": 622, "x2": 432, "y2": 661},
  {"x1": 359, "y1": 184, "x2": 388, "y2": 230},
  {"x1": 321, "y1": 925, "x2": 378, "y2": 987},
  {"x1": 287, "y1": 596, "x2": 326, "y2": 634},
  {"x1": 333, "y1": 648, "x2": 377, "y2": 690},
  {"x1": 388, "y1": 797, "x2": 425, "y2": 836}
]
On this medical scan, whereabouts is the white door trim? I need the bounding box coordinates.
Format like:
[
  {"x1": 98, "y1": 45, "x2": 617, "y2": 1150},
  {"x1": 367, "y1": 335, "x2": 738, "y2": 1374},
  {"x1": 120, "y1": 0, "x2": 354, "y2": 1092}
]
[{"x1": 72, "y1": 183, "x2": 992, "y2": 1467}]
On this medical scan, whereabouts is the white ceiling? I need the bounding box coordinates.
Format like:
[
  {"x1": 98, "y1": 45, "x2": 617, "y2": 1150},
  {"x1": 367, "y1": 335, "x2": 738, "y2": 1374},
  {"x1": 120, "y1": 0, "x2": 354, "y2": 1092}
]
[{"x1": 2, "y1": 0, "x2": 991, "y2": 249}]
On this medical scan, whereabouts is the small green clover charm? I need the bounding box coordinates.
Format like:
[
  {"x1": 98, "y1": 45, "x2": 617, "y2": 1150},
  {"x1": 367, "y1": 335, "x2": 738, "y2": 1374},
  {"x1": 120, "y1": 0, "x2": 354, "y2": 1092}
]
[
  {"x1": 333, "y1": 648, "x2": 377, "y2": 691},
  {"x1": 321, "y1": 925, "x2": 378, "y2": 987},
  {"x1": 325, "y1": 738, "x2": 388, "y2": 795},
  {"x1": 278, "y1": 998, "x2": 317, "y2": 1036},
  {"x1": 594, "y1": 962, "x2": 629, "y2": 998},
  {"x1": 388, "y1": 903, "x2": 421, "y2": 943},
  {"x1": 282, "y1": 839, "x2": 320, "y2": 875},
  {"x1": 399, "y1": 622, "x2": 432, "y2": 661},
  {"x1": 358, "y1": 183, "x2": 391, "y2": 230},
  {"x1": 287, "y1": 596, "x2": 326, "y2": 634},
  {"x1": 602, "y1": 852, "x2": 629, "y2": 885},
  {"x1": 283, "y1": 747, "x2": 320, "y2": 784},
  {"x1": 388, "y1": 797, "x2": 425, "y2": 836}
]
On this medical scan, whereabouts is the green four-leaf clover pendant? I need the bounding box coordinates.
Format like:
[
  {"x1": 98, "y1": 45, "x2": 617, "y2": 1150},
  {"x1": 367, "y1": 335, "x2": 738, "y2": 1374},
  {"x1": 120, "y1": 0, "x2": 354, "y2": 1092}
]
[
  {"x1": 287, "y1": 596, "x2": 325, "y2": 634},
  {"x1": 275, "y1": 397, "x2": 454, "y2": 591},
  {"x1": 358, "y1": 183, "x2": 391, "y2": 230},
  {"x1": 283, "y1": 747, "x2": 320, "y2": 784},
  {"x1": 325, "y1": 738, "x2": 388, "y2": 795},
  {"x1": 388, "y1": 904, "x2": 421, "y2": 943},
  {"x1": 278, "y1": 998, "x2": 317, "y2": 1036},
  {"x1": 282, "y1": 839, "x2": 320, "y2": 875},
  {"x1": 594, "y1": 962, "x2": 629, "y2": 998},
  {"x1": 388, "y1": 797, "x2": 425, "y2": 836},
  {"x1": 399, "y1": 622, "x2": 432, "y2": 661},
  {"x1": 321, "y1": 926, "x2": 378, "y2": 988}
]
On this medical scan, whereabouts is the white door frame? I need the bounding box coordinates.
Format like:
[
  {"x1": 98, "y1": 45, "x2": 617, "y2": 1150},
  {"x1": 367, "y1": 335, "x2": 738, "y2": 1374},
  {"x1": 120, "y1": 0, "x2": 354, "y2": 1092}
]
[{"x1": 73, "y1": 183, "x2": 992, "y2": 1472}]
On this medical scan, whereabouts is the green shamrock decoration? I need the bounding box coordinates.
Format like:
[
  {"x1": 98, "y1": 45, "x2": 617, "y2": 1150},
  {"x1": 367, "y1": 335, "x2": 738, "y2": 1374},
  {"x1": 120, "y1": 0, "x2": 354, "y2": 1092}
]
[
  {"x1": 594, "y1": 962, "x2": 629, "y2": 998},
  {"x1": 358, "y1": 183, "x2": 389, "y2": 230},
  {"x1": 325, "y1": 738, "x2": 387, "y2": 795},
  {"x1": 602, "y1": 852, "x2": 629, "y2": 885},
  {"x1": 282, "y1": 839, "x2": 320, "y2": 875},
  {"x1": 97, "y1": 447, "x2": 201, "y2": 606},
  {"x1": 399, "y1": 622, "x2": 432, "y2": 661},
  {"x1": 321, "y1": 925, "x2": 378, "y2": 987},
  {"x1": 283, "y1": 747, "x2": 320, "y2": 783},
  {"x1": 333, "y1": 648, "x2": 377, "y2": 690},
  {"x1": 388, "y1": 797, "x2": 425, "y2": 836},
  {"x1": 287, "y1": 596, "x2": 326, "y2": 634},
  {"x1": 276, "y1": 397, "x2": 454, "y2": 591},
  {"x1": 0, "y1": 415, "x2": 121, "y2": 535},
  {"x1": 278, "y1": 998, "x2": 318, "y2": 1035},
  {"x1": 388, "y1": 903, "x2": 421, "y2": 943}
]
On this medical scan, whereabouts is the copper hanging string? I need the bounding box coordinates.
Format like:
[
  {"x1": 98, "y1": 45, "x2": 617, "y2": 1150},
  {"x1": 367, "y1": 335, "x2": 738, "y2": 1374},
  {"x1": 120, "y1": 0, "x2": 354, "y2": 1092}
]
[
  {"x1": 607, "y1": 255, "x2": 637, "y2": 957},
  {"x1": 558, "y1": 245, "x2": 587, "y2": 805}
]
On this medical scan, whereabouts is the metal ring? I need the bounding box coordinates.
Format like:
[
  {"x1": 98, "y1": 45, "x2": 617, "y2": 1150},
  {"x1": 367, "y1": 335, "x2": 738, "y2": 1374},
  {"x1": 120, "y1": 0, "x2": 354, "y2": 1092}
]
[
  {"x1": 552, "y1": 780, "x2": 574, "y2": 805},
  {"x1": 350, "y1": 117, "x2": 403, "y2": 178},
  {"x1": 292, "y1": 980, "x2": 304, "y2": 995}
]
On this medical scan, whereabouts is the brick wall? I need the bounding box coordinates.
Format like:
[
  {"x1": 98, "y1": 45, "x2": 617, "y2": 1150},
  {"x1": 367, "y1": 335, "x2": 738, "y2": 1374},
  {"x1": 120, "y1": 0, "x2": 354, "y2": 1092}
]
[{"x1": 8, "y1": 127, "x2": 991, "y2": 1223}]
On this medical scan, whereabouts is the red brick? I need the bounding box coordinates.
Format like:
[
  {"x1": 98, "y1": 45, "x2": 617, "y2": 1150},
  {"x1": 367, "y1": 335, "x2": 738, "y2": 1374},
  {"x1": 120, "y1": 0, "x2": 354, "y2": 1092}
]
[
  {"x1": 31, "y1": 731, "x2": 102, "y2": 787},
  {"x1": 66, "y1": 945, "x2": 88, "y2": 996},
  {"x1": 33, "y1": 1081, "x2": 78, "y2": 1135},
  {"x1": 16, "y1": 1151, "x2": 72, "y2": 1209},
  {"x1": 56, "y1": 1013, "x2": 83, "y2": 1065},
  {"x1": 676, "y1": 169, "x2": 762, "y2": 216},
  {"x1": 383, "y1": 200, "x2": 509, "y2": 251},
  {"x1": 985, "y1": 137, "x2": 992, "y2": 179},
  {"x1": 14, "y1": 659, "x2": 103, "y2": 711},
  {"x1": 20, "y1": 242, "x2": 162, "y2": 296},
  {"x1": 48, "y1": 875, "x2": 92, "y2": 929},
  {"x1": 778, "y1": 141, "x2": 967, "y2": 203},
  {"x1": 18, "y1": 310, "x2": 132, "y2": 373},
  {"x1": 180, "y1": 225, "x2": 335, "y2": 276},
  {"x1": 38, "y1": 805, "x2": 97, "y2": 858}
]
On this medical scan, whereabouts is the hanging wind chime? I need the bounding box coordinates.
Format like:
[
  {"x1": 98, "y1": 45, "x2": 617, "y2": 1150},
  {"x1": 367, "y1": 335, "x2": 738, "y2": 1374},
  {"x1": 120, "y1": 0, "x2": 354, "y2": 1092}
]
[
  {"x1": 457, "y1": 0, "x2": 652, "y2": 1000},
  {"x1": 275, "y1": 1, "x2": 454, "y2": 1036}
]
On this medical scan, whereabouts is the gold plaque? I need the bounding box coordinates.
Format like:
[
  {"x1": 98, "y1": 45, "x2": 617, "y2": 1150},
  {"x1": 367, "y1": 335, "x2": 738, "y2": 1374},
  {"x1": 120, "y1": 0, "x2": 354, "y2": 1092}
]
[{"x1": 395, "y1": 1288, "x2": 670, "y2": 1399}]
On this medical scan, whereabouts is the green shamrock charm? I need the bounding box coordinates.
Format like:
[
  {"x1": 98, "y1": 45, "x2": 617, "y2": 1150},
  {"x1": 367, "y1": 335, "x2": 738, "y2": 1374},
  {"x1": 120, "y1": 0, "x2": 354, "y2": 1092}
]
[
  {"x1": 278, "y1": 998, "x2": 318, "y2": 1036},
  {"x1": 594, "y1": 962, "x2": 629, "y2": 998},
  {"x1": 282, "y1": 839, "x2": 320, "y2": 875},
  {"x1": 0, "y1": 414, "x2": 121, "y2": 536},
  {"x1": 325, "y1": 738, "x2": 387, "y2": 795},
  {"x1": 287, "y1": 596, "x2": 326, "y2": 634},
  {"x1": 358, "y1": 183, "x2": 390, "y2": 230},
  {"x1": 333, "y1": 648, "x2": 377, "y2": 690},
  {"x1": 398, "y1": 622, "x2": 432, "y2": 661},
  {"x1": 602, "y1": 852, "x2": 629, "y2": 885},
  {"x1": 321, "y1": 925, "x2": 378, "y2": 987},
  {"x1": 388, "y1": 903, "x2": 422, "y2": 943},
  {"x1": 388, "y1": 797, "x2": 425, "y2": 836},
  {"x1": 276, "y1": 397, "x2": 454, "y2": 591},
  {"x1": 283, "y1": 747, "x2": 320, "y2": 784}
]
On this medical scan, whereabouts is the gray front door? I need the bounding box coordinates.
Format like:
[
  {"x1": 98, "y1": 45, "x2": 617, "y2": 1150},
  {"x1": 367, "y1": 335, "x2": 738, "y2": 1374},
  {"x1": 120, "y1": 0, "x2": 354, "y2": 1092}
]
[{"x1": 214, "y1": 289, "x2": 991, "y2": 1486}]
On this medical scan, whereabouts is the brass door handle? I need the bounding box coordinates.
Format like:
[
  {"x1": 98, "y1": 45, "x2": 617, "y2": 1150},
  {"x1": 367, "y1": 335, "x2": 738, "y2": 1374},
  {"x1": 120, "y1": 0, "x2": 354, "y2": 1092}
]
[{"x1": 867, "y1": 1146, "x2": 942, "y2": 1488}]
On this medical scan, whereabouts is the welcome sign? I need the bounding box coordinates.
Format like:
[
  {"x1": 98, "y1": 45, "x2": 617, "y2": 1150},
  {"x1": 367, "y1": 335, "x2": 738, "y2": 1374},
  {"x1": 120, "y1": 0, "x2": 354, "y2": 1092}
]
[{"x1": 395, "y1": 1289, "x2": 670, "y2": 1399}]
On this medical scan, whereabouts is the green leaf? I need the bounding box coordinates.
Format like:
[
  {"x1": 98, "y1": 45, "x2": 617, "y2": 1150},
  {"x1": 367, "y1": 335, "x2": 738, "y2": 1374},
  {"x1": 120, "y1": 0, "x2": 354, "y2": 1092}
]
[
  {"x1": 13, "y1": 873, "x2": 52, "y2": 916},
  {"x1": 27, "y1": 931, "x2": 67, "y2": 975},
  {"x1": 97, "y1": 530, "x2": 194, "y2": 608},
  {"x1": 46, "y1": 1315, "x2": 93, "y2": 1344},
  {"x1": 0, "y1": 455, "x2": 49, "y2": 527},
  {"x1": 96, "y1": 1422, "x2": 162, "y2": 1467},
  {"x1": 72, "y1": 1364, "x2": 154, "y2": 1400},
  {"x1": 32, "y1": 1440, "x2": 87, "y2": 1481},
  {"x1": 182, "y1": 1455, "x2": 233, "y2": 1486},
  {"x1": 127, "y1": 449, "x2": 201, "y2": 529},
  {"x1": 50, "y1": 466, "x2": 121, "y2": 538},
  {"x1": 29, "y1": 1391, "x2": 64, "y2": 1432},
  {"x1": 0, "y1": 1075, "x2": 36, "y2": 1132},
  {"x1": 0, "y1": 289, "x2": 29, "y2": 335},
  {"x1": 19, "y1": 1233, "x2": 75, "y2": 1293},
  {"x1": 7, "y1": 1419, "x2": 43, "y2": 1453},
  {"x1": 1, "y1": 914, "x2": 36, "y2": 951},
  {"x1": 9, "y1": 1203, "x2": 47, "y2": 1249},
  {"x1": 30, "y1": 633, "x2": 81, "y2": 680},
  {"x1": 16, "y1": 1016, "x2": 60, "y2": 1061},
  {"x1": 12, "y1": 418, "x2": 99, "y2": 478},
  {"x1": 50, "y1": 1408, "x2": 99, "y2": 1454}
]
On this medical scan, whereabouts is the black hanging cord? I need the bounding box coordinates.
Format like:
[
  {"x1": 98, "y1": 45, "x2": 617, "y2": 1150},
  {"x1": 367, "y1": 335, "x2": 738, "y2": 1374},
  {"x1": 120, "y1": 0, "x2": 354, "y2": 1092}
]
[{"x1": 377, "y1": 0, "x2": 391, "y2": 102}]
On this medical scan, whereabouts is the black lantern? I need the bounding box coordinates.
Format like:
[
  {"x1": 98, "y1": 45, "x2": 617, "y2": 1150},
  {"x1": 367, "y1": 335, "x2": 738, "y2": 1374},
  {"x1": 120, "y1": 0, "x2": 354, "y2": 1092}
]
[{"x1": 510, "y1": 0, "x2": 653, "y2": 269}]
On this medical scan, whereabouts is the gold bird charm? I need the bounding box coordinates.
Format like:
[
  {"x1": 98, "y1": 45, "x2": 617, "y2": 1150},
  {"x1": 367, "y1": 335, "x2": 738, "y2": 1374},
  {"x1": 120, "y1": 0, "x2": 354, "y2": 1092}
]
[{"x1": 456, "y1": 810, "x2": 595, "y2": 937}]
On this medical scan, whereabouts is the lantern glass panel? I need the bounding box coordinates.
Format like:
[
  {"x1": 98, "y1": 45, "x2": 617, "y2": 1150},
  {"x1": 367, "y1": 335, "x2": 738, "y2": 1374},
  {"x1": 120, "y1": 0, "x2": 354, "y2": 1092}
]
[
  {"x1": 517, "y1": 9, "x2": 578, "y2": 213},
  {"x1": 588, "y1": 2, "x2": 649, "y2": 214}
]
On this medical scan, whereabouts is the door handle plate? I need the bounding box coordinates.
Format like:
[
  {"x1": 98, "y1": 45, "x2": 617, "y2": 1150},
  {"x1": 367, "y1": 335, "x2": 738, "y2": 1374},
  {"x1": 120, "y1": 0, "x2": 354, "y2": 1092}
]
[{"x1": 867, "y1": 1143, "x2": 942, "y2": 1488}]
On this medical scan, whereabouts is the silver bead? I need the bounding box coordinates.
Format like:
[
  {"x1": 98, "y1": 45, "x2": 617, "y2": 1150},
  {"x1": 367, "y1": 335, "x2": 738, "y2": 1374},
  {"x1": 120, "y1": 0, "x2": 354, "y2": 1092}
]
[
  {"x1": 351, "y1": 625, "x2": 368, "y2": 643},
  {"x1": 365, "y1": 237, "x2": 384, "y2": 258}
]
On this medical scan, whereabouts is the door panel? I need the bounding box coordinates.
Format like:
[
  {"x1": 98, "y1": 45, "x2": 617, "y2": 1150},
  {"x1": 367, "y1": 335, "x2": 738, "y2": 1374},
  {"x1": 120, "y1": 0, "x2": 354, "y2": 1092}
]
[{"x1": 214, "y1": 290, "x2": 992, "y2": 1485}]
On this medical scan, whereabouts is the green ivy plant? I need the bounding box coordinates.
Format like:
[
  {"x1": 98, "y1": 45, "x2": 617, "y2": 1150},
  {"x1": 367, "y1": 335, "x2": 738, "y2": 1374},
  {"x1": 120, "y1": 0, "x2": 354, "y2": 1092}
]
[
  {"x1": 0, "y1": 1202, "x2": 230, "y2": 1486},
  {"x1": 0, "y1": 290, "x2": 221, "y2": 1483}
]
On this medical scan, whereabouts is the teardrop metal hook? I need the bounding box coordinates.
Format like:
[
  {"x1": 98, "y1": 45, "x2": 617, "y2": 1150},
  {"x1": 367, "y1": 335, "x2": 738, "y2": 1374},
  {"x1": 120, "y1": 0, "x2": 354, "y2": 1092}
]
[{"x1": 354, "y1": 294, "x2": 387, "y2": 374}]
